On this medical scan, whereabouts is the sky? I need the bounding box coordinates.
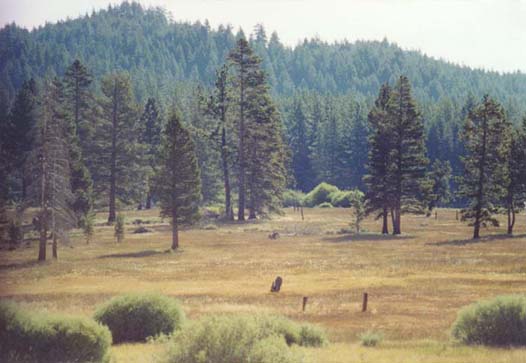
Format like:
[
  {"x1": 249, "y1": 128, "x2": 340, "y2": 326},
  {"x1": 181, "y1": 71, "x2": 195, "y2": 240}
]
[{"x1": 1, "y1": 0, "x2": 525, "y2": 73}]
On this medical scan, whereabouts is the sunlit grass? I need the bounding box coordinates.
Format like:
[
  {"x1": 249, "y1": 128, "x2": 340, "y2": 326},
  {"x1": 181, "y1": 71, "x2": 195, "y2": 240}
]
[{"x1": 1, "y1": 207, "x2": 525, "y2": 362}]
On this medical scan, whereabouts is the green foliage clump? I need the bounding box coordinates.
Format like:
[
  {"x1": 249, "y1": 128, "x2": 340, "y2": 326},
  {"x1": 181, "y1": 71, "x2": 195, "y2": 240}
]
[
  {"x1": 164, "y1": 314, "x2": 325, "y2": 363},
  {"x1": 0, "y1": 301, "x2": 111, "y2": 363},
  {"x1": 316, "y1": 202, "x2": 333, "y2": 208},
  {"x1": 94, "y1": 293, "x2": 185, "y2": 343},
  {"x1": 329, "y1": 189, "x2": 363, "y2": 208},
  {"x1": 282, "y1": 189, "x2": 305, "y2": 208},
  {"x1": 359, "y1": 330, "x2": 383, "y2": 347},
  {"x1": 303, "y1": 182, "x2": 340, "y2": 207},
  {"x1": 451, "y1": 295, "x2": 526, "y2": 346},
  {"x1": 114, "y1": 214, "x2": 125, "y2": 242}
]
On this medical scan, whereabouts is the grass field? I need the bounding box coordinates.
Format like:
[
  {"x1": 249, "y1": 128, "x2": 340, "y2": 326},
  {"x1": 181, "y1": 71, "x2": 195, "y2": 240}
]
[{"x1": 1, "y1": 207, "x2": 526, "y2": 362}]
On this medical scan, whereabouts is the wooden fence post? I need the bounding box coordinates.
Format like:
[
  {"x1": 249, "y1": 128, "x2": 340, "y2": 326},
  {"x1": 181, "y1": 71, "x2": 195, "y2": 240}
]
[
  {"x1": 300, "y1": 207, "x2": 304, "y2": 221},
  {"x1": 302, "y1": 296, "x2": 308, "y2": 312},
  {"x1": 362, "y1": 292, "x2": 368, "y2": 312}
]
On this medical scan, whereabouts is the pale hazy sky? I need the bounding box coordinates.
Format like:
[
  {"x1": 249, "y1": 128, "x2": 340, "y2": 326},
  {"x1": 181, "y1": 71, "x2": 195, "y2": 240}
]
[{"x1": 1, "y1": 0, "x2": 525, "y2": 73}]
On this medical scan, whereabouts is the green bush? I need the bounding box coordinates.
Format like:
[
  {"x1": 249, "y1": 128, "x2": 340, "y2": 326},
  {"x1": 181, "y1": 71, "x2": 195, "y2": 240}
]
[
  {"x1": 317, "y1": 202, "x2": 333, "y2": 208},
  {"x1": 451, "y1": 295, "x2": 526, "y2": 346},
  {"x1": 0, "y1": 301, "x2": 111, "y2": 363},
  {"x1": 303, "y1": 182, "x2": 339, "y2": 207},
  {"x1": 299, "y1": 323, "x2": 328, "y2": 347},
  {"x1": 282, "y1": 189, "x2": 305, "y2": 208},
  {"x1": 359, "y1": 330, "x2": 383, "y2": 347},
  {"x1": 248, "y1": 336, "x2": 302, "y2": 363},
  {"x1": 329, "y1": 189, "x2": 363, "y2": 208},
  {"x1": 94, "y1": 293, "x2": 185, "y2": 343},
  {"x1": 164, "y1": 314, "x2": 325, "y2": 363}
]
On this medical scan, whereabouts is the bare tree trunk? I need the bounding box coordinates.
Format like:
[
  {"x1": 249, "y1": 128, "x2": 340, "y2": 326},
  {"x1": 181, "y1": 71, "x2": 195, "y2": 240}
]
[
  {"x1": 145, "y1": 190, "x2": 152, "y2": 209},
  {"x1": 38, "y1": 224, "x2": 47, "y2": 261},
  {"x1": 221, "y1": 127, "x2": 233, "y2": 220},
  {"x1": 381, "y1": 207, "x2": 389, "y2": 234}
]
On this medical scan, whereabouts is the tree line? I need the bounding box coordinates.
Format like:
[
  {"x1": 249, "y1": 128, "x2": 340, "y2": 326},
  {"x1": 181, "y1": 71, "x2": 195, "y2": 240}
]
[{"x1": 0, "y1": 38, "x2": 287, "y2": 259}]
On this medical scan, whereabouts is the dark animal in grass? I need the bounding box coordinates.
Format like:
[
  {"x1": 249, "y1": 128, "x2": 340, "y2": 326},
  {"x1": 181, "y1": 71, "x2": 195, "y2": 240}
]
[
  {"x1": 271, "y1": 276, "x2": 283, "y2": 292},
  {"x1": 133, "y1": 226, "x2": 151, "y2": 234},
  {"x1": 268, "y1": 231, "x2": 280, "y2": 240}
]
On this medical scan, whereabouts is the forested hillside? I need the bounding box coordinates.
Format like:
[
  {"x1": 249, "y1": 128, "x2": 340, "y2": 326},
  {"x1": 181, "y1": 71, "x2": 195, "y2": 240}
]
[{"x1": 2, "y1": 1, "x2": 526, "y2": 110}]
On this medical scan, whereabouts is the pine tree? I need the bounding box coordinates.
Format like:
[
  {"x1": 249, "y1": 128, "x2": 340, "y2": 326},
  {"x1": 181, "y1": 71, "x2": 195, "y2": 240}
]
[
  {"x1": 155, "y1": 110, "x2": 201, "y2": 250},
  {"x1": 208, "y1": 65, "x2": 234, "y2": 219},
  {"x1": 289, "y1": 98, "x2": 314, "y2": 192},
  {"x1": 139, "y1": 97, "x2": 162, "y2": 209},
  {"x1": 245, "y1": 82, "x2": 287, "y2": 219},
  {"x1": 7, "y1": 79, "x2": 38, "y2": 200},
  {"x1": 228, "y1": 37, "x2": 261, "y2": 221},
  {"x1": 502, "y1": 118, "x2": 526, "y2": 235},
  {"x1": 386, "y1": 76, "x2": 428, "y2": 235},
  {"x1": 458, "y1": 95, "x2": 511, "y2": 239},
  {"x1": 26, "y1": 79, "x2": 76, "y2": 261},
  {"x1": 63, "y1": 59, "x2": 95, "y2": 222},
  {"x1": 94, "y1": 73, "x2": 146, "y2": 224},
  {"x1": 364, "y1": 84, "x2": 392, "y2": 234}
]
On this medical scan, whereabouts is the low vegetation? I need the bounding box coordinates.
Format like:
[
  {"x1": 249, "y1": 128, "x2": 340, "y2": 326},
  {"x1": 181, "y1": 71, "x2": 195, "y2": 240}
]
[
  {"x1": 0, "y1": 301, "x2": 111, "y2": 363},
  {"x1": 359, "y1": 330, "x2": 384, "y2": 347},
  {"x1": 451, "y1": 295, "x2": 526, "y2": 347},
  {"x1": 94, "y1": 293, "x2": 185, "y2": 343},
  {"x1": 164, "y1": 314, "x2": 324, "y2": 363}
]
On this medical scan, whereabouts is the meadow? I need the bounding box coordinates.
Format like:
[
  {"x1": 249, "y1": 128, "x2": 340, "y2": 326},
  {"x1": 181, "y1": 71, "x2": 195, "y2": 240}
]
[{"x1": 1, "y1": 207, "x2": 525, "y2": 363}]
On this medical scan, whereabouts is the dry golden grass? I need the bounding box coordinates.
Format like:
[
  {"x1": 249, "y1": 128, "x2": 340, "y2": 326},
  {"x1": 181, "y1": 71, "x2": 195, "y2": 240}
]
[{"x1": 1, "y1": 207, "x2": 526, "y2": 362}]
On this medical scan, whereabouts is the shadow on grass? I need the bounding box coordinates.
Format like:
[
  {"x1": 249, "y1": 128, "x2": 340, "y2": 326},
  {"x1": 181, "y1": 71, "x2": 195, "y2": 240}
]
[
  {"x1": 324, "y1": 233, "x2": 413, "y2": 243},
  {"x1": 97, "y1": 249, "x2": 166, "y2": 259},
  {"x1": 0, "y1": 259, "x2": 44, "y2": 271},
  {"x1": 428, "y1": 233, "x2": 526, "y2": 247}
]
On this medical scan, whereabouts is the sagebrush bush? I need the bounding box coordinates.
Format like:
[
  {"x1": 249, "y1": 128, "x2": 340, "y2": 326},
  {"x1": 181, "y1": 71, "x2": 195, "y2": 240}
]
[
  {"x1": 299, "y1": 323, "x2": 328, "y2": 347},
  {"x1": 451, "y1": 295, "x2": 526, "y2": 346},
  {"x1": 94, "y1": 293, "x2": 185, "y2": 343},
  {"x1": 248, "y1": 336, "x2": 302, "y2": 363},
  {"x1": 303, "y1": 182, "x2": 339, "y2": 207},
  {"x1": 359, "y1": 330, "x2": 383, "y2": 347},
  {"x1": 164, "y1": 314, "x2": 325, "y2": 363},
  {"x1": 282, "y1": 189, "x2": 306, "y2": 207},
  {"x1": 0, "y1": 301, "x2": 111, "y2": 363}
]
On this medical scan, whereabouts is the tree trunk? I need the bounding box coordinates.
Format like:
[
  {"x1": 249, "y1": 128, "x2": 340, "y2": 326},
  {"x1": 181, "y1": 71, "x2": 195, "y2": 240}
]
[
  {"x1": 221, "y1": 128, "x2": 233, "y2": 220},
  {"x1": 38, "y1": 224, "x2": 47, "y2": 262},
  {"x1": 392, "y1": 207, "x2": 401, "y2": 235},
  {"x1": 171, "y1": 210, "x2": 179, "y2": 250},
  {"x1": 381, "y1": 208, "x2": 389, "y2": 234},
  {"x1": 473, "y1": 114, "x2": 488, "y2": 240},
  {"x1": 52, "y1": 233, "x2": 58, "y2": 259},
  {"x1": 145, "y1": 190, "x2": 152, "y2": 209},
  {"x1": 108, "y1": 82, "x2": 118, "y2": 224},
  {"x1": 237, "y1": 65, "x2": 246, "y2": 221},
  {"x1": 507, "y1": 203, "x2": 515, "y2": 235}
]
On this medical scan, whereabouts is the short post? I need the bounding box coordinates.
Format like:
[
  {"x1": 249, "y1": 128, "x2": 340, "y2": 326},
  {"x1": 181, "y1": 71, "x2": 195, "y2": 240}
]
[
  {"x1": 362, "y1": 292, "x2": 368, "y2": 312},
  {"x1": 456, "y1": 210, "x2": 459, "y2": 221},
  {"x1": 435, "y1": 211, "x2": 438, "y2": 220},
  {"x1": 302, "y1": 296, "x2": 308, "y2": 312},
  {"x1": 300, "y1": 207, "x2": 304, "y2": 221}
]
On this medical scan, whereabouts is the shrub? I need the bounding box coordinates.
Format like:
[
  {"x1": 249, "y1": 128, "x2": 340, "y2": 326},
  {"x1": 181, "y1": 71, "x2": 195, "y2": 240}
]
[
  {"x1": 248, "y1": 336, "x2": 302, "y2": 363},
  {"x1": 329, "y1": 189, "x2": 363, "y2": 208},
  {"x1": 299, "y1": 323, "x2": 328, "y2": 347},
  {"x1": 303, "y1": 183, "x2": 339, "y2": 207},
  {"x1": 164, "y1": 314, "x2": 325, "y2": 363},
  {"x1": 317, "y1": 202, "x2": 333, "y2": 208},
  {"x1": 359, "y1": 330, "x2": 383, "y2": 347},
  {"x1": 451, "y1": 295, "x2": 526, "y2": 346},
  {"x1": 0, "y1": 301, "x2": 111, "y2": 363},
  {"x1": 282, "y1": 189, "x2": 305, "y2": 208},
  {"x1": 94, "y1": 293, "x2": 185, "y2": 343}
]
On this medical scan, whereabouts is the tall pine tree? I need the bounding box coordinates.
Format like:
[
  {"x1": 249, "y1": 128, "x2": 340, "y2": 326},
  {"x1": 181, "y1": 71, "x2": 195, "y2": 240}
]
[
  {"x1": 458, "y1": 95, "x2": 510, "y2": 239},
  {"x1": 155, "y1": 110, "x2": 201, "y2": 250}
]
